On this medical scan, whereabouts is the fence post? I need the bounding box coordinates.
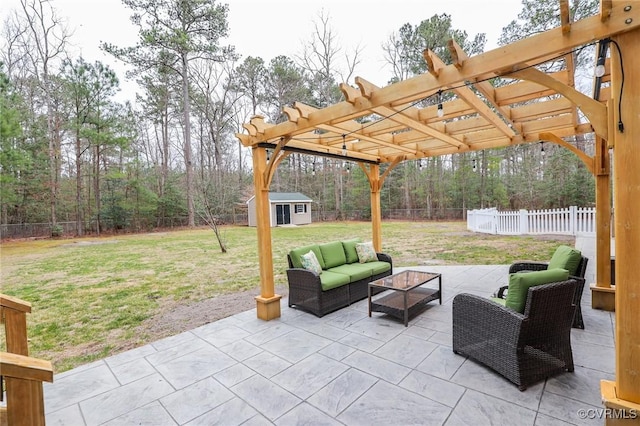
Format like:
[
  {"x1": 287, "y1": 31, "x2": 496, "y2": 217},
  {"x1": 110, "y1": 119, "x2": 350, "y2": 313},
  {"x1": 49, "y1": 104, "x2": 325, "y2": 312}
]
[
  {"x1": 519, "y1": 209, "x2": 529, "y2": 234},
  {"x1": 491, "y1": 208, "x2": 498, "y2": 234},
  {"x1": 569, "y1": 206, "x2": 577, "y2": 235}
]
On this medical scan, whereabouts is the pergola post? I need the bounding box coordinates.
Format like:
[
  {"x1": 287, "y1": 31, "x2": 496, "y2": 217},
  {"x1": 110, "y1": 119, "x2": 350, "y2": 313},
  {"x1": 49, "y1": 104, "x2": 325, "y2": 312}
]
[
  {"x1": 590, "y1": 135, "x2": 614, "y2": 310},
  {"x1": 600, "y1": 19, "x2": 640, "y2": 419},
  {"x1": 369, "y1": 164, "x2": 382, "y2": 252},
  {"x1": 251, "y1": 146, "x2": 281, "y2": 320}
]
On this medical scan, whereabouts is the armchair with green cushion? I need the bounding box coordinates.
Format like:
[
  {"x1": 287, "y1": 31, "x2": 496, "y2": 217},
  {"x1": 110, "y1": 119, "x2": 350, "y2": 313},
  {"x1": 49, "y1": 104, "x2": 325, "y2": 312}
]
[
  {"x1": 494, "y1": 245, "x2": 589, "y2": 329},
  {"x1": 453, "y1": 278, "x2": 579, "y2": 391}
]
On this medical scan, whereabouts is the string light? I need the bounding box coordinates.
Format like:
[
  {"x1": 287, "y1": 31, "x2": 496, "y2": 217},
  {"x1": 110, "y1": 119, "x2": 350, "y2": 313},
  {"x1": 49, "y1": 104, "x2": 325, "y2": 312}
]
[
  {"x1": 472, "y1": 159, "x2": 477, "y2": 172},
  {"x1": 436, "y1": 90, "x2": 444, "y2": 118},
  {"x1": 342, "y1": 134, "x2": 347, "y2": 156},
  {"x1": 312, "y1": 162, "x2": 316, "y2": 176},
  {"x1": 540, "y1": 142, "x2": 545, "y2": 156}
]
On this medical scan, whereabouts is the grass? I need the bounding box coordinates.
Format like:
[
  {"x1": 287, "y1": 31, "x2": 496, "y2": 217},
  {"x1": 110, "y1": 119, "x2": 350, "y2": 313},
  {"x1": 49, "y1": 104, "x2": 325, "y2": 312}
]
[{"x1": 0, "y1": 220, "x2": 573, "y2": 372}]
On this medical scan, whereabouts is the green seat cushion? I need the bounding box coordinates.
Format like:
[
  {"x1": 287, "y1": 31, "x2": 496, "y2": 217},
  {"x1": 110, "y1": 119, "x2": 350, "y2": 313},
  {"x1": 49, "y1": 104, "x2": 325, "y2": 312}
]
[
  {"x1": 505, "y1": 268, "x2": 570, "y2": 313},
  {"x1": 290, "y1": 245, "x2": 325, "y2": 270},
  {"x1": 548, "y1": 245, "x2": 582, "y2": 276},
  {"x1": 327, "y1": 263, "x2": 373, "y2": 282},
  {"x1": 319, "y1": 241, "x2": 347, "y2": 269},
  {"x1": 319, "y1": 270, "x2": 351, "y2": 291},
  {"x1": 368, "y1": 261, "x2": 391, "y2": 275},
  {"x1": 342, "y1": 238, "x2": 361, "y2": 264},
  {"x1": 491, "y1": 297, "x2": 507, "y2": 306}
]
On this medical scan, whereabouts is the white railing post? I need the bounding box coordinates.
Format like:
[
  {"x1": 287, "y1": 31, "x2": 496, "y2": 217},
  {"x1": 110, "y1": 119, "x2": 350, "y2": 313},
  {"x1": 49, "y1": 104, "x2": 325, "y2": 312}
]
[
  {"x1": 492, "y1": 208, "x2": 498, "y2": 234},
  {"x1": 569, "y1": 206, "x2": 577, "y2": 235},
  {"x1": 519, "y1": 209, "x2": 529, "y2": 234}
]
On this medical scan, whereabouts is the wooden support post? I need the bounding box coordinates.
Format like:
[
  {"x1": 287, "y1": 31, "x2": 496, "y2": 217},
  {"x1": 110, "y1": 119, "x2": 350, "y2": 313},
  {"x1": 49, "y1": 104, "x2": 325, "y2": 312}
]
[
  {"x1": 601, "y1": 19, "x2": 640, "y2": 419},
  {"x1": 1, "y1": 352, "x2": 53, "y2": 426},
  {"x1": 591, "y1": 135, "x2": 615, "y2": 311},
  {"x1": 251, "y1": 147, "x2": 281, "y2": 320},
  {"x1": 1, "y1": 295, "x2": 52, "y2": 426},
  {"x1": 369, "y1": 164, "x2": 382, "y2": 252}
]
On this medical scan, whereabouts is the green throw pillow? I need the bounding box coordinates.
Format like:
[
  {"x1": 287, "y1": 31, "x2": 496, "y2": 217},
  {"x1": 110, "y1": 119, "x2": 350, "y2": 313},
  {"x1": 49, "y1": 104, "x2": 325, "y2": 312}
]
[
  {"x1": 505, "y1": 268, "x2": 570, "y2": 313},
  {"x1": 319, "y1": 241, "x2": 347, "y2": 268},
  {"x1": 342, "y1": 238, "x2": 361, "y2": 264},
  {"x1": 548, "y1": 245, "x2": 582, "y2": 276},
  {"x1": 290, "y1": 245, "x2": 325, "y2": 270},
  {"x1": 355, "y1": 242, "x2": 377, "y2": 263},
  {"x1": 300, "y1": 250, "x2": 322, "y2": 275}
]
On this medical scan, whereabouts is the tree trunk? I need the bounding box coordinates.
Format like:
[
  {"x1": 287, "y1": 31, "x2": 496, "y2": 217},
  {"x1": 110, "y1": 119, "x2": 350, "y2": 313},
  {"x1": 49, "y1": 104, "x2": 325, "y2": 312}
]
[
  {"x1": 75, "y1": 129, "x2": 84, "y2": 236},
  {"x1": 182, "y1": 54, "x2": 195, "y2": 227}
]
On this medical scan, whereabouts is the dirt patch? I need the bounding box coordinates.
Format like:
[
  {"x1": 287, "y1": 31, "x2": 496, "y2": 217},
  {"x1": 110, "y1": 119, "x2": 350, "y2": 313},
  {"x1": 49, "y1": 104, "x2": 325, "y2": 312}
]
[
  {"x1": 61, "y1": 240, "x2": 120, "y2": 247},
  {"x1": 137, "y1": 285, "x2": 289, "y2": 340}
]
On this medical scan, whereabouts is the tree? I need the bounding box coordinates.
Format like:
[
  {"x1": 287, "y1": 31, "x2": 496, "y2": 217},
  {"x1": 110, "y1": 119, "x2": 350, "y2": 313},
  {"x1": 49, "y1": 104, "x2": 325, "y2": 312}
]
[
  {"x1": 102, "y1": 0, "x2": 234, "y2": 227},
  {"x1": 8, "y1": 0, "x2": 71, "y2": 229},
  {"x1": 383, "y1": 14, "x2": 486, "y2": 84},
  {"x1": 61, "y1": 58, "x2": 120, "y2": 235},
  {"x1": 230, "y1": 56, "x2": 266, "y2": 186},
  {"x1": 0, "y1": 64, "x2": 30, "y2": 224},
  {"x1": 134, "y1": 51, "x2": 182, "y2": 223},
  {"x1": 382, "y1": 14, "x2": 487, "y2": 216},
  {"x1": 233, "y1": 56, "x2": 266, "y2": 116}
]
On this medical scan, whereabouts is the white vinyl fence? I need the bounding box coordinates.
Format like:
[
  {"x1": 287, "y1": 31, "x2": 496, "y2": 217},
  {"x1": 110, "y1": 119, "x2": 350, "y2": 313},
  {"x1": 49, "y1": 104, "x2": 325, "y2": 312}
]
[{"x1": 467, "y1": 206, "x2": 596, "y2": 236}]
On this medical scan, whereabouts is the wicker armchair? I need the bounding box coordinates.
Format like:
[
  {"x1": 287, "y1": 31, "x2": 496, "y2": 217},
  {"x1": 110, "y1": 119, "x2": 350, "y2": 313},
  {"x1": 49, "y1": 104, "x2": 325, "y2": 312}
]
[
  {"x1": 453, "y1": 279, "x2": 578, "y2": 391},
  {"x1": 495, "y1": 255, "x2": 588, "y2": 329}
]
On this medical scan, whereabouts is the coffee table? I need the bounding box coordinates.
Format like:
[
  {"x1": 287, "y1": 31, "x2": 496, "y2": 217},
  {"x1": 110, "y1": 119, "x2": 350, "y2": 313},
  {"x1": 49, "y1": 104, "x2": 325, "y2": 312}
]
[{"x1": 368, "y1": 270, "x2": 442, "y2": 326}]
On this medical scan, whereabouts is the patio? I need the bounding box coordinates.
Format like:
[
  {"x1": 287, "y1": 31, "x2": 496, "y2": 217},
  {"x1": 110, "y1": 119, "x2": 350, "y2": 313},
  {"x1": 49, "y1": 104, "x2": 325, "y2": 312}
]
[{"x1": 43, "y1": 236, "x2": 615, "y2": 425}]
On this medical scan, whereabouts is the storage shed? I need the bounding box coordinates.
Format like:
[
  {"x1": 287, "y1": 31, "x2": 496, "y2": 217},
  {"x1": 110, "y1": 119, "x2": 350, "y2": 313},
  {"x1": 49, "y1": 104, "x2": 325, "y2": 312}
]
[{"x1": 246, "y1": 192, "x2": 312, "y2": 227}]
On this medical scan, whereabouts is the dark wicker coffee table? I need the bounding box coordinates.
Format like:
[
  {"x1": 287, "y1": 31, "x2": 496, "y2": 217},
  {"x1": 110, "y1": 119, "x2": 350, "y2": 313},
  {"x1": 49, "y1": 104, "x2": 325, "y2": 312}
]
[{"x1": 368, "y1": 270, "x2": 442, "y2": 326}]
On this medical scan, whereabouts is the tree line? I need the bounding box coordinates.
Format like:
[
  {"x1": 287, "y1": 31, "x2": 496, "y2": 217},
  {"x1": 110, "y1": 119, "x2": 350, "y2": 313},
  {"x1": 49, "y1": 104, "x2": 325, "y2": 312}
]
[{"x1": 0, "y1": 0, "x2": 598, "y2": 241}]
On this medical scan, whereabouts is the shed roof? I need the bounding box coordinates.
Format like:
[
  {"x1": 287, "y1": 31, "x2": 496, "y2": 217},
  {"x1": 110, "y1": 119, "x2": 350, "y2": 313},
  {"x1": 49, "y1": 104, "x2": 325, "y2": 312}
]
[
  {"x1": 246, "y1": 192, "x2": 313, "y2": 204},
  {"x1": 268, "y1": 192, "x2": 312, "y2": 202}
]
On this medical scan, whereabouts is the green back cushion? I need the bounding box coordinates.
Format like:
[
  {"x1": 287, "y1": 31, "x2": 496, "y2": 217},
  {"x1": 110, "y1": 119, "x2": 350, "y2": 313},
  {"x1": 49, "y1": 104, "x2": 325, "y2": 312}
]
[
  {"x1": 548, "y1": 245, "x2": 582, "y2": 276},
  {"x1": 319, "y1": 241, "x2": 347, "y2": 269},
  {"x1": 505, "y1": 268, "x2": 570, "y2": 313},
  {"x1": 290, "y1": 244, "x2": 325, "y2": 270},
  {"x1": 342, "y1": 238, "x2": 361, "y2": 264}
]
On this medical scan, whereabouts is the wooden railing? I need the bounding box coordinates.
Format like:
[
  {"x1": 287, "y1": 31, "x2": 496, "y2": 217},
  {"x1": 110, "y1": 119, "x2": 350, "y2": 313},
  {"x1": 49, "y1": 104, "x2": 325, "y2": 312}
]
[{"x1": 1, "y1": 294, "x2": 53, "y2": 426}]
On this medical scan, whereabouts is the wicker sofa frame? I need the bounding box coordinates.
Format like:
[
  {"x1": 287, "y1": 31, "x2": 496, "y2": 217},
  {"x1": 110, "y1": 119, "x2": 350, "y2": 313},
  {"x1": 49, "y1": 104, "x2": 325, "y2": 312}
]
[
  {"x1": 496, "y1": 255, "x2": 588, "y2": 329},
  {"x1": 453, "y1": 278, "x2": 580, "y2": 391},
  {"x1": 286, "y1": 252, "x2": 393, "y2": 317}
]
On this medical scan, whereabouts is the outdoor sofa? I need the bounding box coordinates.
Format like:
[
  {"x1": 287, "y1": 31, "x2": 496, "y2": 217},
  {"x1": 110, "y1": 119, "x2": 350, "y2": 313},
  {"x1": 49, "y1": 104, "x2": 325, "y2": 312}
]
[{"x1": 286, "y1": 239, "x2": 392, "y2": 317}]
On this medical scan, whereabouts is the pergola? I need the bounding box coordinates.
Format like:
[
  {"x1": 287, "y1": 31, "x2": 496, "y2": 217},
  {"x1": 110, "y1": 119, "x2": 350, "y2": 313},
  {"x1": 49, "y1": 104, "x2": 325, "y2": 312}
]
[{"x1": 237, "y1": 1, "x2": 639, "y2": 419}]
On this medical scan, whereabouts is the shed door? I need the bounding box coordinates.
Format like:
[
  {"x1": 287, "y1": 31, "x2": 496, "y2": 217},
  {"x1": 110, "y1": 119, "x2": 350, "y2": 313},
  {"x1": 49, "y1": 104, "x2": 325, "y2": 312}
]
[{"x1": 276, "y1": 204, "x2": 291, "y2": 225}]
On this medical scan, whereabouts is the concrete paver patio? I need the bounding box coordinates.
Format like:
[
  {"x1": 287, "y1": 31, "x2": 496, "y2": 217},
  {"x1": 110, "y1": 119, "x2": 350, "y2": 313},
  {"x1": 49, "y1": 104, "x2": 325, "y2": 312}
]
[{"x1": 44, "y1": 236, "x2": 615, "y2": 425}]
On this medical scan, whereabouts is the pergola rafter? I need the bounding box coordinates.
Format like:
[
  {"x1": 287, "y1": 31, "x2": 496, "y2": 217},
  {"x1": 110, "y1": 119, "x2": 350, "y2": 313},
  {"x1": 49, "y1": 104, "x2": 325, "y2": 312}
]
[{"x1": 238, "y1": 2, "x2": 640, "y2": 419}]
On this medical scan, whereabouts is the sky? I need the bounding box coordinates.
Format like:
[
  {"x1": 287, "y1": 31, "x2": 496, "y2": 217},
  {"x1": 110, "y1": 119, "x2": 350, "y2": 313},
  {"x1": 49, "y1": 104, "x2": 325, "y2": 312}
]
[{"x1": 1, "y1": 0, "x2": 524, "y2": 102}]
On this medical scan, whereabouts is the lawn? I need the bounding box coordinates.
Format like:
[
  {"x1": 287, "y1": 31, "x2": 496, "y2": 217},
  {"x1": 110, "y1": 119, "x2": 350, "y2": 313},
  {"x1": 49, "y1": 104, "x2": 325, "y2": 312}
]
[{"x1": 0, "y1": 220, "x2": 573, "y2": 372}]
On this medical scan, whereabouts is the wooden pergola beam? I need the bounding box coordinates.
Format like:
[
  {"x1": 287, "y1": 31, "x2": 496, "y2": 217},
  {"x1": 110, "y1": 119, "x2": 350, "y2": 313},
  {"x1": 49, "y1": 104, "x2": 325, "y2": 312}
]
[{"x1": 426, "y1": 47, "x2": 516, "y2": 138}]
